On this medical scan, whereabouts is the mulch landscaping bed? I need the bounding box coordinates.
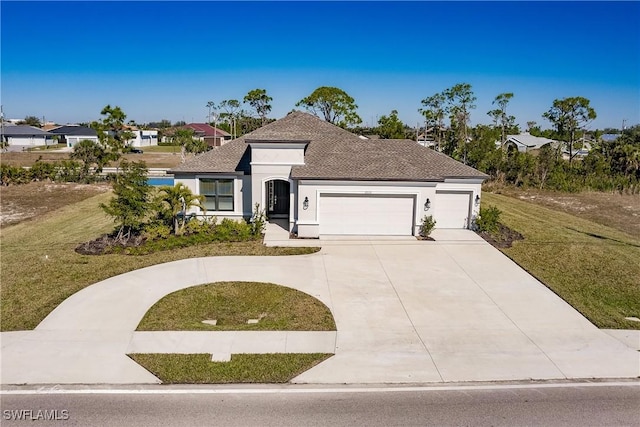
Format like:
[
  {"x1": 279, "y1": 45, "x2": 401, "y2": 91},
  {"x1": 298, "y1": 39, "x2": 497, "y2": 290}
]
[
  {"x1": 477, "y1": 223, "x2": 524, "y2": 248},
  {"x1": 75, "y1": 234, "x2": 147, "y2": 255}
]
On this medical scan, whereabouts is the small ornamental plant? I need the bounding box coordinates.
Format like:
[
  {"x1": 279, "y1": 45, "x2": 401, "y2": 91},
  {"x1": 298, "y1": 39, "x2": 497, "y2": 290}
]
[
  {"x1": 250, "y1": 203, "x2": 267, "y2": 236},
  {"x1": 419, "y1": 215, "x2": 436, "y2": 238},
  {"x1": 475, "y1": 205, "x2": 501, "y2": 234}
]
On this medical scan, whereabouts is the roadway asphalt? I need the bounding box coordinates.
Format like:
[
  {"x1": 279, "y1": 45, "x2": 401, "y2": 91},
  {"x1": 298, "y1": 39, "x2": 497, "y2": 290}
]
[{"x1": 2, "y1": 382, "x2": 639, "y2": 426}]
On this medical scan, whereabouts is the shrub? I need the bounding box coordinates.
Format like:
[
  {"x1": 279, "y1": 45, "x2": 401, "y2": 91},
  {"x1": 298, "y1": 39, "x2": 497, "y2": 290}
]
[
  {"x1": 249, "y1": 203, "x2": 267, "y2": 236},
  {"x1": 475, "y1": 205, "x2": 501, "y2": 233},
  {"x1": 419, "y1": 215, "x2": 436, "y2": 238},
  {"x1": 55, "y1": 160, "x2": 83, "y2": 183},
  {"x1": 142, "y1": 223, "x2": 171, "y2": 240},
  {"x1": 29, "y1": 161, "x2": 57, "y2": 181},
  {"x1": 214, "y1": 218, "x2": 253, "y2": 241},
  {"x1": 184, "y1": 215, "x2": 215, "y2": 235},
  {"x1": 0, "y1": 164, "x2": 31, "y2": 185}
]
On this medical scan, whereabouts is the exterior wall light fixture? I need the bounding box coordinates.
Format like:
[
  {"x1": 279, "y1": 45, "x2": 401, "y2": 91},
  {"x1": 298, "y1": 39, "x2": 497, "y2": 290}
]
[
  {"x1": 475, "y1": 194, "x2": 481, "y2": 205},
  {"x1": 424, "y1": 198, "x2": 431, "y2": 210},
  {"x1": 303, "y1": 196, "x2": 309, "y2": 210}
]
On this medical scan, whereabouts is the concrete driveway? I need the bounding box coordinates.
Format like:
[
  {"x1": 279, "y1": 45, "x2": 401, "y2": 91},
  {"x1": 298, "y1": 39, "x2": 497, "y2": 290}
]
[{"x1": 1, "y1": 230, "x2": 638, "y2": 384}]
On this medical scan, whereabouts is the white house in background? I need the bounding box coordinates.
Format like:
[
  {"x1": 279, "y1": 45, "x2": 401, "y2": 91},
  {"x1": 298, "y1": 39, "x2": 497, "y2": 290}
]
[
  {"x1": 170, "y1": 111, "x2": 488, "y2": 238},
  {"x1": 47, "y1": 125, "x2": 99, "y2": 148},
  {"x1": 126, "y1": 129, "x2": 158, "y2": 147},
  {"x1": 503, "y1": 133, "x2": 557, "y2": 153},
  {"x1": 0, "y1": 125, "x2": 55, "y2": 147}
]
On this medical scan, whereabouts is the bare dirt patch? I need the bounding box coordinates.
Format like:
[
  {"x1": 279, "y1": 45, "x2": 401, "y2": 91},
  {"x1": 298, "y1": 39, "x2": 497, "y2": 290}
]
[
  {"x1": 0, "y1": 181, "x2": 110, "y2": 227},
  {"x1": 0, "y1": 151, "x2": 182, "y2": 168}
]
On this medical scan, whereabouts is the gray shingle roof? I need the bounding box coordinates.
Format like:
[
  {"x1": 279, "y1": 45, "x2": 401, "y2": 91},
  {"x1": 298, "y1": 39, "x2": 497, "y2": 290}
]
[
  {"x1": 47, "y1": 125, "x2": 97, "y2": 137},
  {"x1": 0, "y1": 125, "x2": 50, "y2": 137},
  {"x1": 170, "y1": 111, "x2": 487, "y2": 181}
]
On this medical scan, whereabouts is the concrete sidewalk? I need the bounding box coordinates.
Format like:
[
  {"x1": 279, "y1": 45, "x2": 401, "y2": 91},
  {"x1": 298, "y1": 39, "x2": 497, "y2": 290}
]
[{"x1": 2, "y1": 230, "x2": 638, "y2": 385}]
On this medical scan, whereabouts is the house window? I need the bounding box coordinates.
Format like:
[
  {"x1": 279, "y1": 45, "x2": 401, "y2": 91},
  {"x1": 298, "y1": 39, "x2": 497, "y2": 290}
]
[{"x1": 200, "y1": 179, "x2": 234, "y2": 211}]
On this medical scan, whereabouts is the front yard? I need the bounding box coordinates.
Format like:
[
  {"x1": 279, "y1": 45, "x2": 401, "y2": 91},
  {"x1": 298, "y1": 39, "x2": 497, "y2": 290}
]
[
  {"x1": 1, "y1": 184, "x2": 638, "y2": 332},
  {"x1": 483, "y1": 191, "x2": 640, "y2": 330},
  {"x1": 0, "y1": 191, "x2": 317, "y2": 331}
]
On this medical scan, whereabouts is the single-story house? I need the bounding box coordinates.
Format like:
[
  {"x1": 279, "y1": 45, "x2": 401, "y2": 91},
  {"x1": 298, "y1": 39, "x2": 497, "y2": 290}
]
[
  {"x1": 0, "y1": 125, "x2": 56, "y2": 147},
  {"x1": 126, "y1": 129, "x2": 158, "y2": 148},
  {"x1": 170, "y1": 111, "x2": 488, "y2": 238},
  {"x1": 182, "y1": 123, "x2": 232, "y2": 147},
  {"x1": 503, "y1": 133, "x2": 557, "y2": 153},
  {"x1": 47, "y1": 125, "x2": 99, "y2": 148}
]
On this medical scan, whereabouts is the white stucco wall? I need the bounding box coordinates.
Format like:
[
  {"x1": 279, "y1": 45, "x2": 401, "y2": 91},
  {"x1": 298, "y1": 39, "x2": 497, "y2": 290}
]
[
  {"x1": 174, "y1": 173, "x2": 250, "y2": 222},
  {"x1": 6, "y1": 136, "x2": 53, "y2": 146},
  {"x1": 295, "y1": 179, "x2": 483, "y2": 238},
  {"x1": 248, "y1": 142, "x2": 306, "y2": 231},
  {"x1": 65, "y1": 135, "x2": 99, "y2": 148},
  {"x1": 296, "y1": 180, "x2": 436, "y2": 238}
]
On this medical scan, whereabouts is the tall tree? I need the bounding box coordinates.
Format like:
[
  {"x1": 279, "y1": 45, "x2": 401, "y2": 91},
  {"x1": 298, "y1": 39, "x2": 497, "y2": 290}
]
[
  {"x1": 206, "y1": 101, "x2": 216, "y2": 124},
  {"x1": 171, "y1": 128, "x2": 207, "y2": 163},
  {"x1": 91, "y1": 105, "x2": 135, "y2": 165},
  {"x1": 19, "y1": 116, "x2": 42, "y2": 127},
  {"x1": 243, "y1": 89, "x2": 272, "y2": 125},
  {"x1": 219, "y1": 99, "x2": 241, "y2": 139},
  {"x1": 444, "y1": 83, "x2": 476, "y2": 164},
  {"x1": 543, "y1": 97, "x2": 596, "y2": 163},
  {"x1": 487, "y1": 92, "x2": 515, "y2": 149},
  {"x1": 419, "y1": 92, "x2": 447, "y2": 151},
  {"x1": 377, "y1": 110, "x2": 405, "y2": 139},
  {"x1": 296, "y1": 86, "x2": 362, "y2": 128}
]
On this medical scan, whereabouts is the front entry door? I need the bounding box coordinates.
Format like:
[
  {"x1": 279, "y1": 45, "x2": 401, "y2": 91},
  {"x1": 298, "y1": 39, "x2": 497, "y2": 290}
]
[{"x1": 266, "y1": 180, "x2": 290, "y2": 218}]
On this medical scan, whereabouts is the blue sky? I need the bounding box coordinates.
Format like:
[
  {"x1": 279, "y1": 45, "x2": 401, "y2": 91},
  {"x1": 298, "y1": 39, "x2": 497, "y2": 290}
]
[{"x1": 2, "y1": 1, "x2": 639, "y2": 129}]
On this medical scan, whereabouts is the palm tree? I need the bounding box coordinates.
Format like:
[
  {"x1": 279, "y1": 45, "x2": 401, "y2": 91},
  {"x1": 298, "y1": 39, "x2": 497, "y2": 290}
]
[{"x1": 157, "y1": 183, "x2": 204, "y2": 234}]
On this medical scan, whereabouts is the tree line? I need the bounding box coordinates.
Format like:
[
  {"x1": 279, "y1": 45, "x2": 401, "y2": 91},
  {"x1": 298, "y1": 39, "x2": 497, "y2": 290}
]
[{"x1": 6, "y1": 84, "x2": 638, "y2": 193}]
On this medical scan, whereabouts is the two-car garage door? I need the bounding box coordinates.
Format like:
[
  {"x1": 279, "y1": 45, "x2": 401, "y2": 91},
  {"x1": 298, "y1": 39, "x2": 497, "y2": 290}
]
[{"x1": 319, "y1": 194, "x2": 415, "y2": 235}]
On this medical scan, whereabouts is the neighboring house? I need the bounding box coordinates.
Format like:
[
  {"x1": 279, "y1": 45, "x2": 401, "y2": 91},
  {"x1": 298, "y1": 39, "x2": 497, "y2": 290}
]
[
  {"x1": 126, "y1": 129, "x2": 159, "y2": 148},
  {"x1": 170, "y1": 111, "x2": 488, "y2": 238},
  {"x1": 503, "y1": 133, "x2": 557, "y2": 153},
  {"x1": 417, "y1": 126, "x2": 446, "y2": 148},
  {"x1": 0, "y1": 125, "x2": 55, "y2": 147},
  {"x1": 183, "y1": 123, "x2": 232, "y2": 147},
  {"x1": 48, "y1": 125, "x2": 99, "y2": 148}
]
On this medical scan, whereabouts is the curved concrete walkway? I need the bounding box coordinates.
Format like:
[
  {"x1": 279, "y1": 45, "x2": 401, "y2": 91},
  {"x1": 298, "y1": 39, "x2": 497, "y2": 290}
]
[{"x1": 2, "y1": 230, "x2": 638, "y2": 384}]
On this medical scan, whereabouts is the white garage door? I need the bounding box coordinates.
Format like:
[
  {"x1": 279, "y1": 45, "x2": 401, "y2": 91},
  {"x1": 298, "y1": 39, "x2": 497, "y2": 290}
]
[
  {"x1": 320, "y1": 194, "x2": 414, "y2": 235},
  {"x1": 434, "y1": 192, "x2": 471, "y2": 228}
]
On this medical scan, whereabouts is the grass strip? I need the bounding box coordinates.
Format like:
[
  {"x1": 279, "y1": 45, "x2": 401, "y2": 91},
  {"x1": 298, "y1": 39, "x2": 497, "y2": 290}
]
[
  {"x1": 137, "y1": 282, "x2": 336, "y2": 331},
  {"x1": 129, "y1": 353, "x2": 332, "y2": 383}
]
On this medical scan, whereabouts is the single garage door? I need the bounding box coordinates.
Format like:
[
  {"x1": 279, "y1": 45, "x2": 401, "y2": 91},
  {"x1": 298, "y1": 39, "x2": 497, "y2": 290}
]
[
  {"x1": 434, "y1": 191, "x2": 471, "y2": 228},
  {"x1": 319, "y1": 194, "x2": 415, "y2": 235}
]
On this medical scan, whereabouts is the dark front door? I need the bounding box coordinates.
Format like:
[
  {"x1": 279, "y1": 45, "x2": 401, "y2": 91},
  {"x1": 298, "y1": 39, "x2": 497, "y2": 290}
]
[{"x1": 266, "y1": 180, "x2": 290, "y2": 218}]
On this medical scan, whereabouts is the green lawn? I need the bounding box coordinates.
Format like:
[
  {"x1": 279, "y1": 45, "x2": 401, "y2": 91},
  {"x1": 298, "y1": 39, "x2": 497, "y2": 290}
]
[
  {"x1": 483, "y1": 192, "x2": 640, "y2": 330},
  {"x1": 0, "y1": 191, "x2": 318, "y2": 331},
  {"x1": 129, "y1": 353, "x2": 332, "y2": 384},
  {"x1": 137, "y1": 282, "x2": 336, "y2": 331},
  {"x1": 137, "y1": 145, "x2": 181, "y2": 153},
  {"x1": 26, "y1": 143, "x2": 67, "y2": 151}
]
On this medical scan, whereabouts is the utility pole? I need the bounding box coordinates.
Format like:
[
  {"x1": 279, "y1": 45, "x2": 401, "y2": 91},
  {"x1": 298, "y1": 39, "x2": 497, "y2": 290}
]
[{"x1": 622, "y1": 119, "x2": 627, "y2": 135}]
